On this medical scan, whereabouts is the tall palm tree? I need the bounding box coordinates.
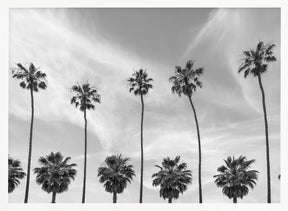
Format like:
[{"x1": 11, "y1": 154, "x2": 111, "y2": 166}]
[
  {"x1": 152, "y1": 156, "x2": 192, "y2": 203},
  {"x1": 238, "y1": 41, "x2": 276, "y2": 203},
  {"x1": 169, "y1": 60, "x2": 204, "y2": 203},
  {"x1": 11, "y1": 63, "x2": 47, "y2": 203},
  {"x1": 8, "y1": 157, "x2": 26, "y2": 193},
  {"x1": 33, "y1": 152, "x2": 77, "y2": 203},
  {"x1": 98, "y1": 154, "x2": 135, "y2": 203},
  {"x1": 70, "y1": 82, "x2": 101, "y2": 203},
  {"x1": 213, "y1": 156, "x2": 258, "y2": 203},
  {"x1": 127, "y1": 69, "x2": 153, "y2": 203}
]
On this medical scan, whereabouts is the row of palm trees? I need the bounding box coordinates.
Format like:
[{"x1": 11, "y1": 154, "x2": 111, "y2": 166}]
[
  {"x1": 10, "y1": 41, "x2": 276, "y2": 203},
  {"x1": 8, "y1": 153, "x2": 258, "y2": 203}
]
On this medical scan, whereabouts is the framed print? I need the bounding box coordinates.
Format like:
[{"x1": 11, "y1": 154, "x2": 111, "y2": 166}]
[{"x1": 1, "y1": 0, "x2": 287, "y2": 211}]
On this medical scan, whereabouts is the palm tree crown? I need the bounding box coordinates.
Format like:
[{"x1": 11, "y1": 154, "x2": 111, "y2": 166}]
[
  {"x1": 238, "y1": 41, "x2": 276, "y2": 78},
  {"x1": 33, "y1": 152, "x2": 77, "y2": 199},
  {"x1": 128, "y1": 69, "x2": 153, "y2": 96},
  {"x1": 8, "y1": 157, "x2": 26, "y2": 193},
  {"x1": 169, "y1": 60, "x2": 204, "y2": 97},
  {"x1": 152, "y1": 156, "x2": 192, "y2": 203},
  {"x1": 213, "y1": 156, "x2": 258, "y2": 203},
  {"x1": 98, "y1": 154, "x2": 135, "y2": 203},
  {"x1": 71, "y1": 82, "x2": 101, "y2": 111},
  {"x1": 12, "y1": 63, "x2": 47, "y2": 91}
]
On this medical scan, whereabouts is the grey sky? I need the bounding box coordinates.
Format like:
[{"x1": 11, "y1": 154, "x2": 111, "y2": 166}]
[{"x1": 9, "y1": 8, "x2": 280, "y2": 203}]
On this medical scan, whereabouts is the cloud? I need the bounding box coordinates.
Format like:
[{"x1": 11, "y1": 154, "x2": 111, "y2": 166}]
[{"x1": 182, "y1": 8, "x2": 280, "y2": 115}]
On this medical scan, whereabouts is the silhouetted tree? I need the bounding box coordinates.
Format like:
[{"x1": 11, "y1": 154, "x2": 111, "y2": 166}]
[
  {"x1": 238, "y1": 41, "x2": 276, "y2": 203},
  {"x1": 213, "y1": 156, "x2": 258, "y2": 203},
  {"x1": 11, "y1": 63, "x2": 47, "y2": 203},
  {"x1": 98, "y1": 154, "x2": 135, "y2": 203},
  {"x1": 152, "y1": 156, "x2": 192, "y2": 203},
  {"x1": 8, "y1": 157, "x2": 26, "y2": 193},
  {"x1": 71, "y1": 82, "x2": 100, "y2": 203},
  {"x1": 169, "y1": 60, "x2": 204, "y2": 203},
  {"x1": 128, "y1": 69, "x2": 153, "y2": 203},
  {"x1": 33, "y1": 152, "x2": 77, "y2": 203}
]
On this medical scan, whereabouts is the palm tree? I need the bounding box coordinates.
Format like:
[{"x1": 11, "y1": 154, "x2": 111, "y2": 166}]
[
  {"x1": 213, "y1": 156, "x2": 258, "y2": 203},
  {"x1": 70, "y1": 82, "x2": 101, "y2": 203},
  {"x1": 152, "y1": 156, "x2": 192, "y2": 203},
  {"x1": 98, "y1": 154, "x2": 135, "y2": 203},
  {"x1": 169, "y1": 60, "x2": 204, "y2": 203},
  {"x1": 238, "y1": 41, "x2": 276, "y2": 203},
  {"x1": 33, "y1": 152, "x2": 77, "y2": 203},
  {"x1": 127, "y1": 69, "x2": 153, "y2": 203},
  {"x1": 8, "y1": 157, "x2": 26, "y2": 193},
  {"x1": 11, "y1": 63, "x2": 47, "y2": 203}
]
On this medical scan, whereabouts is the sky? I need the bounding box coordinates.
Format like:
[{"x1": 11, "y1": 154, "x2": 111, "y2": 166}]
[{"x1": 8, "y1": 8, "x2": 280, "y2": 203}]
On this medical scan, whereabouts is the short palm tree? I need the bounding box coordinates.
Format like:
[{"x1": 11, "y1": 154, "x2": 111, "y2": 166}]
[
  {"x1": 169, "y1": 60, "x2": 204, "y2": 203},
  {"x1": 238, "y1": 41, "x2": 276, "y2": 203},
  {"x1": 8, "y1": 157, "x2": 26, "y2": 193},
  {"x1": 70, "y1": 82, "x2": 101, "y2": 203},
  {"x1": 33, "y1": 152, "x2": 77, "y2": 203},
  {"x1": 11, "y1": 63, "x2": 47, "y2": 203},
  {"x1": 152, "y1": 156, "x2": 192, "y2": 203},
  {"x1": 127, "y1": 69, "x2": 153, "y2": 203},
  {"x1": 213, "y1": 156, "x2": 258, "y2": 203},
  {"x1": 98, "y1": 154, "x2": 135, "y2": 203}
]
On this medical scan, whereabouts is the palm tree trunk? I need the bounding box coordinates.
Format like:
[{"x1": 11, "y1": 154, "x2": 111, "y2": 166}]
[
  {"x1": 82, "y1": 109, "x2": 88, "y2": 203},
  {"x1": 139, "y1": 94, "x2": 144, "y2": 203},
  {"x1": 113, "y1": 191, "x2": 117, "y2": 203},
  {"x1": 51, "y1": 191, "x2": 56, "y2": 203},
  {"x1": 188, "y1": 96, "x2": 203, "y2": 203},
  {"x1": 168, "y1": 198, "x2": 172, "y2": 203},
  {"x1": 233, "y1": 197, "x2": 237, "y2": 203},
  {"x1": 24, "y1": 88, "x2": 34, "y2": 203},
  {"x1": 257, "y1": 74, "x2": 271, "y2": 203}
]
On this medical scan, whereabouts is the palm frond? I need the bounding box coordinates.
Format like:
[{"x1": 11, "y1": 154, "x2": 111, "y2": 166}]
[
  {"x1": 8, "y1": 157, "x2": 26, "y2": 193},
  {"x1": 152, "y1": 156, "x2": 192, "y2": 202},
  {"x1": 127, "y1": 69, "x2": 153, "y2": 96},
  {"x1": 11, "y1": 63, "x2": 48, "y2": 91},
  {"x1": 98, "y1": 154, "x2": 135, "y2": 194},
  {"x1": 33, "y1": 152, "x2": 77, "y2": 194},
  {"x1": 238, "y1": 41, "x2": 276, "y2": 77},
  {"x1": 213, "y1": 155, "x2": 258, "y2": 201},
  {"x1": 71, "y1": 82, "x2": 101, "y2": 112},
  {"x1": 169, "y1": 60, "x2": 204, "y2": 98}
]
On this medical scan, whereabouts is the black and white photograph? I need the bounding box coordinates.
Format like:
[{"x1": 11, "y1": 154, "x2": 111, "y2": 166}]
[{"x1": 1, "y1": 1, "x2": 287, "y2": 210}]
